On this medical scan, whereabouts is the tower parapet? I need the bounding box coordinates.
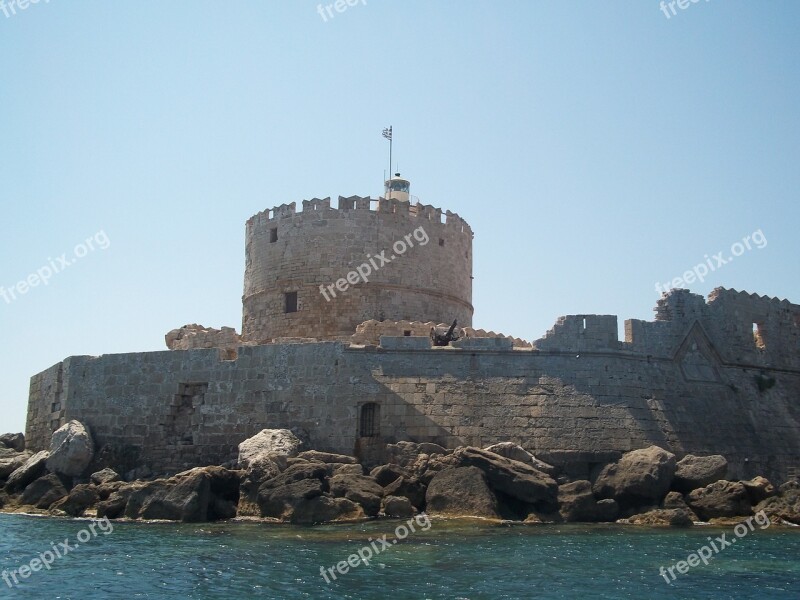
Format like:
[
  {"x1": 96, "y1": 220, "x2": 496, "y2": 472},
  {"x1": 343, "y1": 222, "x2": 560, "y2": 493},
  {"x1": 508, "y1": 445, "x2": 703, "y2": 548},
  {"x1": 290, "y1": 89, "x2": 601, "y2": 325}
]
[{"x1": 242, "y1": 186, "x2": 473, "y2": 342}]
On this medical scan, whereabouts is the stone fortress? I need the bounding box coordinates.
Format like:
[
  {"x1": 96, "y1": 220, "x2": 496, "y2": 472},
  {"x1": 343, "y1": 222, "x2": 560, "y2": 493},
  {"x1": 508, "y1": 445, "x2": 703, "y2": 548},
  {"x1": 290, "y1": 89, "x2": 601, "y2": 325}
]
[{"x1": 25, "y1": 175, "x2": 800, "y2": 484}]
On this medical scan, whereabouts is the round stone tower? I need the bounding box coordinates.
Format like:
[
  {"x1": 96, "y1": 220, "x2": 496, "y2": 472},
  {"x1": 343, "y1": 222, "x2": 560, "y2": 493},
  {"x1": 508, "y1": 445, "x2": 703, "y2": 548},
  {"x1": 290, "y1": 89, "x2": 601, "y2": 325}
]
[{"x1": 242, "y1": 177, "x2": 473, "y2": 342}]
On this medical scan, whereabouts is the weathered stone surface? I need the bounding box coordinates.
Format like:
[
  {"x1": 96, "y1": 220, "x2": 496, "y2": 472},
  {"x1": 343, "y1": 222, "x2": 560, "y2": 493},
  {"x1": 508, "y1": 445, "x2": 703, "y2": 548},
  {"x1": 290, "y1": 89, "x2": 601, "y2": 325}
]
[
  {"x1": 455, "y1": 447, "x2": 558, "y2": 511},
  {"x1": 383, "y1": 495, "x2": 416, "y2": 518},
  {"x1": 5, "y1": 450, "x2": 49, "y2": 492},
  {"x1": 256, "y1": 463, "x2": 328, "y2": 519},
  {"x1": 483, "y1": 442, "x2": 558, "y2": 477},
  {"x1": 686, "y1": 480, "x2": 752, "y2": 520},
  {"x1": 46, "y1": 420, "x2": 95, "y2": 477},
  {"x1": 0, "y1": 433, "x2": 25, "y2": 452},
  {"x1": 426, "y1": 466, "x2": 499, "y2": 518},
  {"x1": 740, "y1": 476, "x2": 776, "y2": 504},
  {"x1": 624, "y1": 508, "x2": 694, "y2": 527},
  {"x1": 329, "y1": 473, "x2": 384, "y2": 516},
  {"x1": 20, "y1": 474, "x2": 68, "y2": 509},
  {"x1": 290, "y1": 496, "x2": 365, "y2": 524},
  {"x1": 90, "y1": 468, "x2": 121, "y2": 485},
  {"x1": 97, "y1": 486, "x2": 139, "y2": 520},
  {"x1": 370, "y1": 464, "x2": 409, "y2": 487},
  {"x1": 124, "y1": 466, "x2": 240, "y2": 522},
  {"x1": 238, "y1": 429, "x2": 303, "y2": 469},
  {"x1": 385, "y1": 441, "x2": 449, "y2": 467},
  {"x1": 558, "y1": 480, "x2": 618, "y2": 522},
  {"x1": 755, "y1": 481, "x2": 800, "y2": 525},
  {"x1": 297, "y1": 450, "x2": 356, "y2": 464},
  {"x1": 0, "y1": 451, "x2": 32, "y2": 481},
  {"x1": 332, "y1": 464, "x2": 364, "y2": 476},
  {"x1": 593, "y1": 446, "x2": 676, "y2": 507},
  {"x1": 672, "y1": 454, "x2": 728, "y2": 493},
  {"x1": 50, "y1": 484, "x2": 100, "y2": 517},
  {"x1": 383, "y1": 476, "x2": 427, "y2": 509}
]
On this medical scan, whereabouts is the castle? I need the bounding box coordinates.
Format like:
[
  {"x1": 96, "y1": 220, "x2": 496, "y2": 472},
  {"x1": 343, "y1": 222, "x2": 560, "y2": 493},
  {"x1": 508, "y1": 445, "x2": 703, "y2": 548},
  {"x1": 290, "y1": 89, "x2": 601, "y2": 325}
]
[{"x1": 25, "y1": 175, "x2": 800, "y2": 483}]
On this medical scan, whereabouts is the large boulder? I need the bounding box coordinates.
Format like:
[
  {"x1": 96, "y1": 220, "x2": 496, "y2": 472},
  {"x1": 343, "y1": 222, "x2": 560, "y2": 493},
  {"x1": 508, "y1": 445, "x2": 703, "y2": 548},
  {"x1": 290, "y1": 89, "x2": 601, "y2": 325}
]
[
  {"x1": 483, "y1": 442, "x2": 558, "y2": 477},
  {"x1": 426, "y1": 466, "x2": 499, "y2": 518},
  {"x1": 755, "y1": 481, "x2": 800, "y2": 525},
  {"x1": 20, "y1": 474, "x2": 68, "y2": 509},
  {"x1": 256, "y1": 463, "x2": 328, "y2": 520},
  {"x1": 592, "y1": 446, "x2": 676, "y2": 508},
  {"x1": 370, "y1": 464, "x2": 409, "y2": 487},
  {"x1": 124, "y1": 466, "x2": 240, "y2": 522},
  {"x1": 290, "y1": 496, "x2": 365, "y2": 524},
  {"x1": 624, "y1": 508, "x2": 694, "y2": 527},
  {"x1": 46, "y1": 420, "x2": 95, "y2": 477},
  {"x1": 50, "y1": 484, "x2": 100, "y2": 517},
  {"x1": 454, "y1": 447, "x2": 558, "y2": 512},
  {"x1": 297, "y1": 450, "x2": 357, "y2": 464},
  {"x1": 383, "y1": 495, "x2": 416, "y2": 518},
  {"x1": 558, "y1": 480, "x2": 618, "y2": 522},
  {"x1": 5, "y1": 450, "x2": 49, "y2": 492},
  {"x1": 90, "y1": 468, "x2": 121, "y2": 485},
  {"x1": 740, "y1": 476, "x2": 776, "y2": 504},
  {"x1": 383, "y1": 476, "x2": 427, "y2": 509},
  {"x1": 686, "y1": 480, "x2": 752, "y2": 520},
  {"x1": 328, "y1": 473, "x2": 384, "y2": 516},
  {"x1": 0, "y1": 433, "x2": 25, "y2": 452},
  {"x1": 672, "y1": 455, "x2": 728, "y2": 493},
  {"x1": 238, "y1": 429, "x2": 303, "y2": 469},
  {"x1": 0, "y1": 451, "x2": 32, "y2": 481},
  {"x1": 385, "y1": 441, "x2": 449, "y2": 467}
]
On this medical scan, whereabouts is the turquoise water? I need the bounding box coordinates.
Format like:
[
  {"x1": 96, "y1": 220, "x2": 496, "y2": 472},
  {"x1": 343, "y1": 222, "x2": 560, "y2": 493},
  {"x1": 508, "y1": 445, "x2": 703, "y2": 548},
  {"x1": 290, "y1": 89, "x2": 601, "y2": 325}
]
[{"x1": 1, "y1": 514, "x2": 798, "y2": 599}]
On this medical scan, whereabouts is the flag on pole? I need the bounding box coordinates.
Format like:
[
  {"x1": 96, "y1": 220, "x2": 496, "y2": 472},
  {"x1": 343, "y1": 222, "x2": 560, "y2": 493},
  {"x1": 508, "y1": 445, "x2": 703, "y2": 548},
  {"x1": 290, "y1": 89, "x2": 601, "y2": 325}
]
[{"x1": 382, "y1": 126, "x2": 392, "y2": 140}]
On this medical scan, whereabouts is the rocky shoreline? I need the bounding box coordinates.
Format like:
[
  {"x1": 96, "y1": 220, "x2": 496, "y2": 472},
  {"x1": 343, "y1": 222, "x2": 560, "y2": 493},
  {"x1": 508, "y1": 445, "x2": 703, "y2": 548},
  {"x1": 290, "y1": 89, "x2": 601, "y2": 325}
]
[{"x1": 1, "y1": 423, "x2": 799, "y2": 527}]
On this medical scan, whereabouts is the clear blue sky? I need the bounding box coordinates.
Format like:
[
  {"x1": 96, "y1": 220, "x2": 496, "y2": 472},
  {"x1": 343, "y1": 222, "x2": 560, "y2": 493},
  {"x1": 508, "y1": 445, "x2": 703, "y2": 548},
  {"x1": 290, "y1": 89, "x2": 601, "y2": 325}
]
[{"x1": 1, "y1": 1, "x2": 798, "y2": 433}]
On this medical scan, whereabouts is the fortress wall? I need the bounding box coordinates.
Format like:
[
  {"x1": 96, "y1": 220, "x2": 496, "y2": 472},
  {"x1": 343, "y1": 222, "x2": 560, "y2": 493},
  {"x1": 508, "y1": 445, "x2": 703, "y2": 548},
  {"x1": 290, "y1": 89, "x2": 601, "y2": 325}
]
[
  {"x1": 242, "y1": 197, "x2": 473, "y2": 342},
  {"x1": 25, "y1": 338, "x2": 800, "y2": 483}
]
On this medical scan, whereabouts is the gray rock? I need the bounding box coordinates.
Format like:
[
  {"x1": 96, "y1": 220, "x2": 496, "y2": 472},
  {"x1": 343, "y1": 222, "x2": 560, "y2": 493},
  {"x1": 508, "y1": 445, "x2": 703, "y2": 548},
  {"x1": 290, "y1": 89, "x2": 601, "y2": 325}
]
[
  {"x1": 426, "y1": 466, "x2": 499, "y2": 518},
  {"x1": 593, "y1": 446, "x2": 676, "y2": 507},
  {"x1": 383, "y1": 476, "x2": 427, "y2": 509},
  {"x1": 297, "y1": 450, "x2": 357, "y2": 464},
  {"x1": 483, "y1": 442, "x2": 558, "y2": 477},
  {"x1": 0, "y1": 433, "x2": 25, "y2": 452},
  {"x1": 455, "y1": 447, "x2": 558, "y2": 512},
  {"x1": 50, "y1": 484, "x2": 100, "y2": 517},
  {"x1": 383, "y1": 495, "x2": 416, "y2": 518},
  {"x1": 238, "y1": 429, "x2": 304, "y2": 469},
  {"x1": 6, "y1": 450, "x2": 49, "y2": 492},
  {"x1": 332, "y1": 464, "x2": 364, "y2": 476},
  {"x1": 20, "y1": 474, "x2": 68, "y2": 509},
  {"x1": 686, "y1": 480, "x2": 752, "y2": 520},
  {"x1": 385, "y1": 441, "x2": 449, "y2": 467},
  {"x1": 755, "y1": 481, "x2": 800, "y2": 525},
  {"x1": 46, "y1": 420, "x2": 95, "y2": 477},
  {"x1": 558, "y1": 480, "x2": 618, "y2": 522},
  {"x1": 328, "y1": 473, "x2": 384, "y2": 516},
  {"x1": 0, "y1": 451, "x2": 32, "y2": 480},
  {"x1": 370, "y1": 464, "x2": 409, "y2": 487},
  {"x1": 740, "y1": 476, "x2": 776, "y2": 504},
  {"x1": 90, "y1": 468, "x2": 121, "y2": 485},
  {"x1": 624, "y1": 508, "x2": 694, "y2": 527},
  {"x1": 672, "y1": 454, "x2": 728, "y2": 493},
  {"x1": 256, "y1": 463, "x2": 328, "y2": 520},
  {"x1": 290, "y1": 496, "x2": 365, "y2": 524}
]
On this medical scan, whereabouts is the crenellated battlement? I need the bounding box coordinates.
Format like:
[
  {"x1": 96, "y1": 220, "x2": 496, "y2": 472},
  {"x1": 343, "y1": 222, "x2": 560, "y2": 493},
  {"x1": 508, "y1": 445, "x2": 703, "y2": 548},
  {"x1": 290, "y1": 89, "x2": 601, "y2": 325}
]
[{"x1": 245, "y1": 196, "x2": 472, "y2": 236}]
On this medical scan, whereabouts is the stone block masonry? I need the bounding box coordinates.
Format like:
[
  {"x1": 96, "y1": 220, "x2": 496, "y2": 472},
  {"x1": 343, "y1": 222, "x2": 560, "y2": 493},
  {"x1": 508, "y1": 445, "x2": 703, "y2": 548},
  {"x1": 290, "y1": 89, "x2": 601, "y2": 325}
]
[{"x1": 26, "y1": 288, "x2": 800, "y2": 483}]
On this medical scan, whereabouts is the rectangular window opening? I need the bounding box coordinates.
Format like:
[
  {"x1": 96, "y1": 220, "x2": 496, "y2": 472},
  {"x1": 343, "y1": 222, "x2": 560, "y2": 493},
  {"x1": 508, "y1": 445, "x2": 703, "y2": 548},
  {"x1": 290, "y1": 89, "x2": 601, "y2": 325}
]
[
  {"x1": 285, "y1": 291, "x2": 298, "y2": 313},
  {"x1": 270, "y1": 228, "x2": 278, "y2": 243}
]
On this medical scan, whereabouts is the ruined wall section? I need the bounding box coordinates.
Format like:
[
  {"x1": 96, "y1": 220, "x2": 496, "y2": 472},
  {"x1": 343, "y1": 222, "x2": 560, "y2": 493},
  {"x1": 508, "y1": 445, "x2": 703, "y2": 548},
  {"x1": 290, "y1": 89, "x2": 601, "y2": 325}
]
[{"x1": 242, "y1": 196, "x2": 473, "y2": 342}]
